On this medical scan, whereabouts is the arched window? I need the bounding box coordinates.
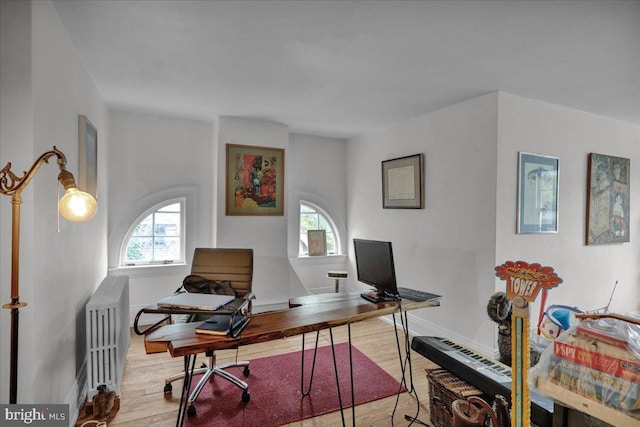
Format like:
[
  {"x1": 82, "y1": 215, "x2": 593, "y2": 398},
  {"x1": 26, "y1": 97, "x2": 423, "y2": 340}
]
[
  {"x1": 299, "y1": 202, "x2": 340, "y2": 256},
  {"x1": 121, "y1": 199, "x2": 185, "y2": 266}
]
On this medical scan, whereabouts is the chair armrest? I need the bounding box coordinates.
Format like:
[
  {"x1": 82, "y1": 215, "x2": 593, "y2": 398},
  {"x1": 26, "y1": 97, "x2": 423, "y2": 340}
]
[
  {"x1": 133, "y1": 308, "x2": 172, "y2": 336},
  {"x1": 242, "y1": 292, "x2": 256, "y2": 314}
]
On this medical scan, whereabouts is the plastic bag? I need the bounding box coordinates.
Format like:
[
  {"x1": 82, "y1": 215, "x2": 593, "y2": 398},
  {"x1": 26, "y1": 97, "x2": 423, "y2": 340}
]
[{"x1": 530, "y1": 312, "x2": 640, "y2": 413}]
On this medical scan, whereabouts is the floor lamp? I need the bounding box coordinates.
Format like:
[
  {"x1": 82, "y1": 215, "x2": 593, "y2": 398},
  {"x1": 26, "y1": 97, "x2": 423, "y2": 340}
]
[{"x1": 0, "y1": 146, "x2": 97, "y2": 404}]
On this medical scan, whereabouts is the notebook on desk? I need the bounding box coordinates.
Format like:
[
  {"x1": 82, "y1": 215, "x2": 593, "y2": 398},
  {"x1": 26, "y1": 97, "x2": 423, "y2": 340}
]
[
  {"x1": 195, "y1": 314, "x2": 250, "y2": 336},
  {"x1": 157, "y1": 293, "x2": 235, "y2": 311}
]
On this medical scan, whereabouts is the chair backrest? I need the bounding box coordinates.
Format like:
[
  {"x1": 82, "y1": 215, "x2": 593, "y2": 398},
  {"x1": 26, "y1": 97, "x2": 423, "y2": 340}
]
[{"x1": 191, "y1": 248, "x2": 253, "y2": 299}]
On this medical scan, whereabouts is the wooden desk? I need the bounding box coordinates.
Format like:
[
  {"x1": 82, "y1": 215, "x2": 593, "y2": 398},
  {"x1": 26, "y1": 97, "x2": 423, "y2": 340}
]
[
  {"x1": 144, "y1": 292, "x2": 440, "y2": 426},
  {"x1": 145, "y1": 292, "x2": 439, "y2": 356}
]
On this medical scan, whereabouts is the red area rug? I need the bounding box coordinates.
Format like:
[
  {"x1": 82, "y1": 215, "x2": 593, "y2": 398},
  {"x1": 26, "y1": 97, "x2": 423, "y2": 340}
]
[{"x1": 184, "y1": 342, "x2": 405, "y2": 427}]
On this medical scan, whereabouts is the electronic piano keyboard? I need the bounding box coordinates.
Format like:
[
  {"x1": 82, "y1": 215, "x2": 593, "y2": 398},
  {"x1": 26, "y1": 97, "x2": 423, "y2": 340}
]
[{"x1": 411, "y1": 336, "x2": 554, "y2": 426}]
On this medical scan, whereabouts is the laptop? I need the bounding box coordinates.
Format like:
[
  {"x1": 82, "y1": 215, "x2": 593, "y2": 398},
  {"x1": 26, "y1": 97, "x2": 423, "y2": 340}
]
[{"x1": 156, "y1": 293, "x2": 235, "y2": 311}]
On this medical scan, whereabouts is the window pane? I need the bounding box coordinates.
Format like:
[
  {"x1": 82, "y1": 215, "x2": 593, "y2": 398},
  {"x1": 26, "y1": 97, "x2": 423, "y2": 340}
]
[
  {"x1": 164, "y1": 223, "x2": 180, "y2": 236},
  {"x1": 298, "y1": 202, "x2": 340, "y2": 256},
  {"x1": 326, "y1": 232, "x2": 336, "y2": 254},
  {"x1": 318, "y1": 216, "x2": 330, "y2": 230},
  {"x1": 125, "y1": 237, "x2": 153, "y2": 261},
  {"x1": 132, "y1": 215, "x2": 153, "y2": 236},
  {"x1": 155, "y1": 212, "x2": 180, "y2": 235},
  {"x1": 154, "y1": 237, "x2": 180, "y2": 260},
  {"x1": 158, "y1": 203, "x2": 180, "y2": 212},
  {"x1": 300, "y1": 213, "x2": 319, "y2": 231},
  {"x1": 122, "y1": 199, "x2": 185, "y2": 266}
]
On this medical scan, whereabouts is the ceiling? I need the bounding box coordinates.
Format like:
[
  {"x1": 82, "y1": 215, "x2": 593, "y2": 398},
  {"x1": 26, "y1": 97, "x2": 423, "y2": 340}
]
[{"x1": 51, "y1": 0, "x2": 640, "y2": 139}]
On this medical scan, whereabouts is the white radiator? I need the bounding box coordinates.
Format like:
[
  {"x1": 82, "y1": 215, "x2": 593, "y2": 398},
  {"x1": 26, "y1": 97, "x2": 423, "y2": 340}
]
[{"x1": 85, "y1": 276, "x2": 130, "y2": 402}]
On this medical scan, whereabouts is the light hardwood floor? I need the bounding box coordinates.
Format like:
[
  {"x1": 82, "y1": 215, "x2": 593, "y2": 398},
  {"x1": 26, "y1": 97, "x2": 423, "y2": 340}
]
[{"x1": 109, "y1": 317, "x2": 439, "y2": 426}]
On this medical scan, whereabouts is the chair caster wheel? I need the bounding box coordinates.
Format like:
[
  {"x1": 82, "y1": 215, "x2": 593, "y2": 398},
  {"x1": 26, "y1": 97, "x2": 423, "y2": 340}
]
[
  {"x1": 242, "y1": 390, "x2": 250, "y2": 403},
  {"x1": 187, "y1": 405, "x2": 197, "y2": 417},
  {"x1": 163, "y1": 383, "x2": 172, "y2": 394},
  {"x1": 243, "y1": 366, "x2": 250, "y2": 377}
]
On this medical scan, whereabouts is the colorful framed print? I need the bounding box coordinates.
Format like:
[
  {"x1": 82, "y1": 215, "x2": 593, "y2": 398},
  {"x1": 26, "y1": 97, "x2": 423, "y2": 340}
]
[
  {"x1": 586, "y1": 153, "x2": 630, "y2": 245},
  {"x1": 226, "y1": 144, "x2": 284, "y2": 216},
  {"x1": 517, "y1": 152, "x2": 559, "y2": 233},
  {"x1": 382, "y1": 153, "x2": 424, "y2": 209}
]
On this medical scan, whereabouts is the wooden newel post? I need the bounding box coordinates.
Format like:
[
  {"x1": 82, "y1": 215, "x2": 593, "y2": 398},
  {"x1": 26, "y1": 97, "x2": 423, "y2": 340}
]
[
  {"x1": 511, "y1": 296, "x2": 531, "y2": 427},
  {"x1": 495, "y1": 261, "x2": 563, "y2": 427}
]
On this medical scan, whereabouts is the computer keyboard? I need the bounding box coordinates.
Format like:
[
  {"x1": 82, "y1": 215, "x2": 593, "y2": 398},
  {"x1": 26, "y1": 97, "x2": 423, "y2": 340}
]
[{"x1": 397, "y1": 287, "x2": 442, "y2": 302}]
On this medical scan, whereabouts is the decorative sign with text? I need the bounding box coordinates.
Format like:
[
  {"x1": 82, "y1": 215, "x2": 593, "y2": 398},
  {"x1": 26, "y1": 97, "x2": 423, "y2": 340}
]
[{"x1": 495, "y1": 260, "x2": 563, "y2": 302}]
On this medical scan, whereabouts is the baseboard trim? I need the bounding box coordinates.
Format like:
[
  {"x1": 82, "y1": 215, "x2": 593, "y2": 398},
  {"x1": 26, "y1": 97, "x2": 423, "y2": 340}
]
[
  {"x1": 68, "y1": 360, "x2": 88, "y2": 427},
  {"x1": 379, "y1": 311, "x2": 495, "y2": 358}
]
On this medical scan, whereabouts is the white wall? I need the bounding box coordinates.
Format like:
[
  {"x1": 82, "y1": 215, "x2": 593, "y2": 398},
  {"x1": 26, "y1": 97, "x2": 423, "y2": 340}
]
[
  {"x1": 107, "y1": 110, "x2": 215, "y2": 312},
  {"x1": 287, "y1": 133, "x2": 348, "y2": 293},
  {"x1": 5, "y1": 1, "x2": 636, "y2": 412},
  {"x1": 346, "y1": 93, "x2": 500, "y2": 354},
  {"x1": 108, "y1": 114, "x2": 350, "y2": 318},
  {"x1": 0, "y1": 0, "x2": 108, "y2": 411},
  {"x1": 0, "y1": 0, "x2": 33, "y2": 406},
  {"x1": 345, "y1": 91, "x2": 640, "y2": 357},
  {"x1": 216, "y1": 117, "x2": 304, "y2": 305},
  {"x1": 496, "y1": 92, "x2": 640, "y2": 321}
]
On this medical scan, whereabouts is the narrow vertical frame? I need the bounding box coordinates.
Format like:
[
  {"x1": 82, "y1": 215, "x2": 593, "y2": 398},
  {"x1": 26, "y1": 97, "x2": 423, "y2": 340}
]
[
  {"x1": 78, "y1": 115, "x2": 98, "y2": 199},
  {"x1": 517, "y1": 152, "x2": 559, "y2": 234}
]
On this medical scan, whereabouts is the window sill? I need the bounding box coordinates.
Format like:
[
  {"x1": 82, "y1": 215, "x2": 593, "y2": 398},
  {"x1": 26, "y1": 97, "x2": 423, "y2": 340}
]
[
  {"x1": 108, "y1": 263, "x2": 190, "y2": 278},
  {"x1": 290, "y1": 254, "x2": 347, "y2": 266}
]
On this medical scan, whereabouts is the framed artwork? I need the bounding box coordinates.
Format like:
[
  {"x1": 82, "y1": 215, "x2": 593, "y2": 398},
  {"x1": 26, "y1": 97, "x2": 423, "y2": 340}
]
[
  {"x1": 78, "y1": 115, "x2": 98, "y2": 198},
  {"x1": 382, "y1": 153, "x2": 424, "y2": 209},
  {"x1": 307, "y1": 230, "x2": 327, "y2": 256},
  {"x1": 517, "y1": 152, "x2": 559, "y2": 233},
  {"x1": 226, "y1": 144, "x2": 284, "y2": 216},
  {"x1": 586, "y1": 153, "x2": 630, "y2": 245}
]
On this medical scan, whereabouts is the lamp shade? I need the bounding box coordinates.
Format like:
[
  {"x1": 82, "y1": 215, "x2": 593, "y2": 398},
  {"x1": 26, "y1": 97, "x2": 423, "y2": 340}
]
[{"x1": 59, "y1": 187, "x2": 97, "y2": 221}]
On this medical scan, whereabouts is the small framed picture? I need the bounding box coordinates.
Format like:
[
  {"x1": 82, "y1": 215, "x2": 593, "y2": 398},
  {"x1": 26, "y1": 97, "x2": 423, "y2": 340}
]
[
  {"x1": 78, "y1": 115, "x2": 98, "y2": 199},
  {"x1": 307, "y1": 230, "x2": 327, "y2": 256},
  {"x1": 382, "y1": 153, "x2": 424, "y2": 209},
  {"x1": 517, "y1": 152, "x2": 559, "y2": 233}
]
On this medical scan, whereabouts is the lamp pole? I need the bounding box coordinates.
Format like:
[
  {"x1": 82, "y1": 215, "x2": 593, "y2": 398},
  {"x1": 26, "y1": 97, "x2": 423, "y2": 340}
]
[{"x1": 0, "y1": 146, "x2": 96, "y2": 404}]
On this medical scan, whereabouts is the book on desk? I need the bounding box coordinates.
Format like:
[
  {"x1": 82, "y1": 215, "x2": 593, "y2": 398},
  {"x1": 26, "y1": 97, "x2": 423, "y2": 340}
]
[{"x1": 195, "y1": 314, "x2": 250, "y2": 337}]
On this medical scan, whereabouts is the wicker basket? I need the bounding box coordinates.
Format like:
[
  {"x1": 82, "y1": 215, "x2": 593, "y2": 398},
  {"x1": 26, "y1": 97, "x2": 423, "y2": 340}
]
[{"x1": 427, "y1": 368, "x2": 484, "y2": 427}]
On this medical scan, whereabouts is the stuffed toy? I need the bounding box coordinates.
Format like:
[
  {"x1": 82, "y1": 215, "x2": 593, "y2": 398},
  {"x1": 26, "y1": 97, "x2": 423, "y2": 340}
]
[{"x1": 487, "y1": 292, "x2": 540, "y2": 366}]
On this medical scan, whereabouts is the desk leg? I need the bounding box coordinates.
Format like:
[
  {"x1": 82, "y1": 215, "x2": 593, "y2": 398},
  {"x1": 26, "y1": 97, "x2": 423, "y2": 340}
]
[
  {"x1": 394, "y1": 311, "x2": 429, "y2": 426},
  {"x1": 393, "y1": 311, "x2": 414, "y2": 391},
  {"x1": 176, "y1": 354, "x2": 197, "y2": 427},
  {"x1": 300, "y1": 331, "x2": 321, "y2": 396},
  {"x1": 348, "y1": 325, "x2": 355, "y2": 425},
  {"x1": 299, "y1": 325, "x2": 357, "y2": 427},
  {"x1": 329, "y1": 325, "x2": 356, "y2": 427}
]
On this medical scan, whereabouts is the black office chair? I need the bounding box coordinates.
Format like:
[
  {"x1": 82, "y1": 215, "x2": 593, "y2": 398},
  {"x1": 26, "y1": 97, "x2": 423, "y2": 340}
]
[{"x1": 164, "y1": 248, "x2": 254, "y2": 415}]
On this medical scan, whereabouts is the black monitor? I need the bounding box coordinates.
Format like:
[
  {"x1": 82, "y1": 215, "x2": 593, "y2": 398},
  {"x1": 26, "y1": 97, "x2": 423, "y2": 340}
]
[{"x1": 353, "y1": 238, "x2": 399, "y2": 302}]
